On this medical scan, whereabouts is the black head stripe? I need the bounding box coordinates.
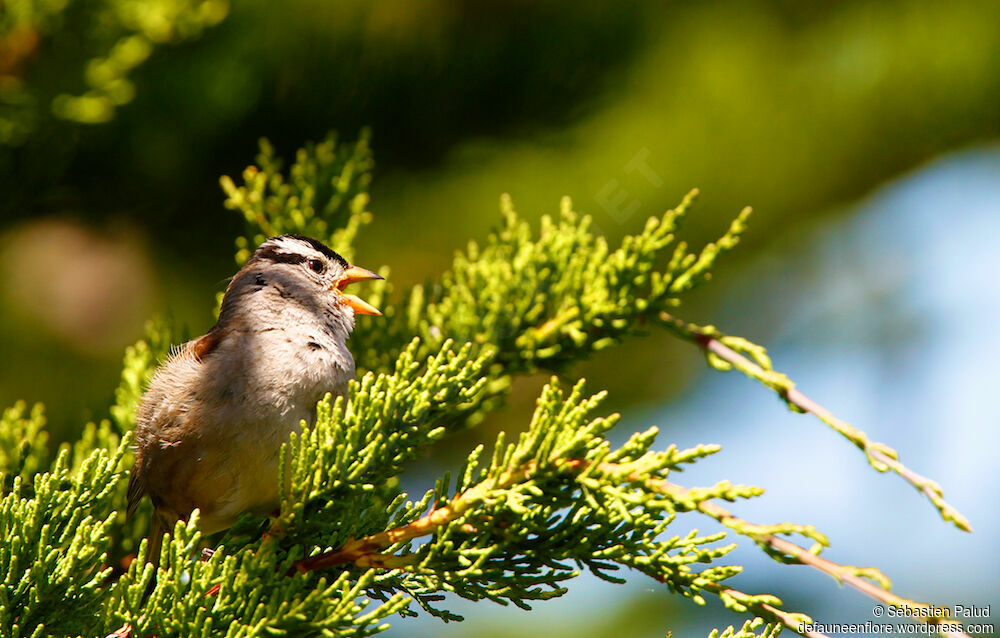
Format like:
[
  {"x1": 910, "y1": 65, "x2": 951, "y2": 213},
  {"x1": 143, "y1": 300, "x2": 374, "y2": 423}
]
[
  {"x1": 250, "y1": 235, "x2": 348, "y2": 269},
  {"x1": 283, "y1": 234, "x2": 348, "y2": 268}
]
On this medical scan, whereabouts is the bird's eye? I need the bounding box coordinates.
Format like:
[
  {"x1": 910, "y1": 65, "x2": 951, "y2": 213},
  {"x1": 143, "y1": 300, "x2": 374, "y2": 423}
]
[{"x1": 308, "y1": 259, "x2": 325, "y2": 273}]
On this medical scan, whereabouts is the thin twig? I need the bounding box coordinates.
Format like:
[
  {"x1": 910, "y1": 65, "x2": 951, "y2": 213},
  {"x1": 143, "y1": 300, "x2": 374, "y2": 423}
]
[
  {"x1": 653, "y1": 479, "x2": 969, "y2": 638},
  {"x1": 294, "y1": 462, "x2": 537, "y2": 572},
  {"x1": 658, "y1": 311, "x2": 971, "y2": 533}
]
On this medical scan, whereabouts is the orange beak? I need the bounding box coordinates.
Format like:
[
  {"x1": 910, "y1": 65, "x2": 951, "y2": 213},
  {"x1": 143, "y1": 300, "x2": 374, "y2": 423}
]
[{"x1": 334, "y1": 265, "x2": 383, "y2": 316}]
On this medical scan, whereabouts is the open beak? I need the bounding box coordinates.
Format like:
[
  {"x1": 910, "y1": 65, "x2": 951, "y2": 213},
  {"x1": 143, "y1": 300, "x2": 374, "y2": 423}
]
[{"x1": 334, "y1": 265, "x2": 383, "y2": 316}]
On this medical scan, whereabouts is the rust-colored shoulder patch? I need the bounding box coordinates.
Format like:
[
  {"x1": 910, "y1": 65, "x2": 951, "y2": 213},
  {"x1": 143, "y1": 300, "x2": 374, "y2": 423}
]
[{"x1": 188, "y1": 328, "x2": 224, "y2": 362}]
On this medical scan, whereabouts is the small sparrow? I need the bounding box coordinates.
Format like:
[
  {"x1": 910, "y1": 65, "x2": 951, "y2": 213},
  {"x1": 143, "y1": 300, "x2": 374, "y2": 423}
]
[{"x1": 127, "y1": 235, "x2": 382, "y2": 563}]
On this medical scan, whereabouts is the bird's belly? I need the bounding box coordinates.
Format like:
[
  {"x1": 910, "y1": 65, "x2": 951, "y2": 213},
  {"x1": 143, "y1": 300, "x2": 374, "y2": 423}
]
[
  {"x1": 192, "y1": 404, "x2": 311, "y2": 534},
  {"x1": 158, "y1": 338, "x2": 349, "y2": 535}
]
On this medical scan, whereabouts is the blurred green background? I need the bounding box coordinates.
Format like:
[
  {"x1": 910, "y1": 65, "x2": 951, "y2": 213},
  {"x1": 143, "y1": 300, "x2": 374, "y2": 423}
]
[{"x1": 2, "y1": 1, "x2": 999, "y2": 635}]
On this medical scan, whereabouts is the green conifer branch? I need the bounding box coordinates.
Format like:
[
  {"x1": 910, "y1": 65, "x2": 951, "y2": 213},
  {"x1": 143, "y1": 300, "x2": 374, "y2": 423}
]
[
  {"x1": 1, "y1": 435, "x2": 131, "y2": 637},
  {"x1": 103, "y1": 513, "x2": 411, "y2": 637},
  {"x1": 276, "y1": 377, "x2": 821, "y2": 632},
  {"x1": 2, "y1": 132, "x2": 969, "y2": 637},
  {"x1": 707, "y1": 618, "x2": 784, "y2": 638},
  {"x1": 223, "y1": 133, "x2": 966, "y2": 533},
  {"x1": 206, "y1": 132, "x2": 966, "y2": 635},
  {"x1": 706, "y1": 585, "x2": 813, "y2": 636},
  {"x1": 657, "y1": 480, "x2": 969, "y2": 636},
  {"x1": 286, "y1": 383, "x2": 738, "y2": 611},
  {"x1": 1, "y1": 401, "x2": 49, "y2": 490},
  {"x1": 221, "y1": 131, "x2": 376, "y2": 266}
]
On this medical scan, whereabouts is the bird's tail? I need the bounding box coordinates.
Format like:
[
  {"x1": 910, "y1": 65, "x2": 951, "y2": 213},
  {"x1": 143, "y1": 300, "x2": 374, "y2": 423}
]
[
  {"x1": 137, "y1": 516, "x2": 166, "y2": 605},
  {"x1": 145, "y1": 515, "x2": 165, "y2": 569}
]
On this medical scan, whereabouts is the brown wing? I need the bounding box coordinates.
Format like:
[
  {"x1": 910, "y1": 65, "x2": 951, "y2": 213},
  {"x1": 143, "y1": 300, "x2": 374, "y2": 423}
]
[
  {"x1": 126, "y1": 328, "x2": 220, "y2": 520},
  {"x1": 145, "y1": 514, "x2": 165, "y2": 566},
  {"x1": 126, "y1": 455, "x2": 146, "y2": 520},
  {"x1": 127, "y1": 327, "x2": 230, "y2": 529}
]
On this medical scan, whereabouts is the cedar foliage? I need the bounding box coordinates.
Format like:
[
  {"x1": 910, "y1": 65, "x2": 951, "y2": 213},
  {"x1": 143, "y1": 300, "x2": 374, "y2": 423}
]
[{"x1": 0, "y1": 133, "x2": 964, "y2": 638}]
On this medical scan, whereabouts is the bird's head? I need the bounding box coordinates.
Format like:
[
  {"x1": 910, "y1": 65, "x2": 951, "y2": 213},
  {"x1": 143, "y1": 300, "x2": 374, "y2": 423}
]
[{"x1": 222, "y1": 235, "x2": 382, "y2": 332}]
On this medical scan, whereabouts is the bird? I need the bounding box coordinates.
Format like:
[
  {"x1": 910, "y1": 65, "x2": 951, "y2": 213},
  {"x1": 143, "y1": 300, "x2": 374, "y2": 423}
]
[{"x1": 127, "y1": 234, "x2": 382, "y2": 564}]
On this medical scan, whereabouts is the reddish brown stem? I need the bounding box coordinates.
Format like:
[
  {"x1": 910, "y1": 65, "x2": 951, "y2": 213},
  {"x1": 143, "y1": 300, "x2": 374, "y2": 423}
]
[
  {"x1": 293, "y1": 457, "x2": 963, "y2": 636},
  {"x1": 661, "y1": 312, "x2": 971, "y2": 533}
]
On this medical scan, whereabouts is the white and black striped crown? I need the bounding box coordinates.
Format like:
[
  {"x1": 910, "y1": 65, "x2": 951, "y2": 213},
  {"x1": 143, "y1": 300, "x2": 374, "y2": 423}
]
[{"x1": 248, "y1": 234, "x2": 348, "y2": 269}]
